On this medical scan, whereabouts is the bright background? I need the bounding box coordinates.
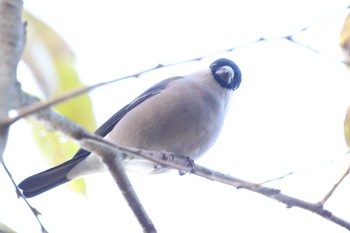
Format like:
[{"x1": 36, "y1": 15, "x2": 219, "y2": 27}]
[{"x1": 2, "y1": 0, "x2": 350, "y2": 232}]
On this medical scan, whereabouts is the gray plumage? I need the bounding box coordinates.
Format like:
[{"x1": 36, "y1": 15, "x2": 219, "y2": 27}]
[{"x1": 18, "y1": 58, "x2": 242, "y2": 198}]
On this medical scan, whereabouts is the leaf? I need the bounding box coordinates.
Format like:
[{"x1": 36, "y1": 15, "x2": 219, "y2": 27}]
[
  {"x1": 67, "y1": 177, "x2": 87, "y2": 196},
  {"x1": 340, "y1": 13, "x2": 350, "y2": 63},
  {"x1": 344, "y1": 105, "x2": 350, "y2": 150},
  {"x1": 22, "y1": 11, "x2": 97, "y2": 195},
  {"x1": 0, "y1": 222, "x2": 16, "y2": 233},
  {"x1": 29, "y1": 120, "x2": 78, "y2": 165}
]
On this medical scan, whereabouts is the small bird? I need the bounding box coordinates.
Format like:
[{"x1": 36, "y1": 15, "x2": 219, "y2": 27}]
[{"x1": 19, "y1": 58, "x2": 242, "y2": 198}]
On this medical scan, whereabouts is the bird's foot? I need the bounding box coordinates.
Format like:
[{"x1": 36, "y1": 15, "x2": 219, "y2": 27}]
[{"x1": 178, "y1": 155, "x2": 195, "y2": 176}]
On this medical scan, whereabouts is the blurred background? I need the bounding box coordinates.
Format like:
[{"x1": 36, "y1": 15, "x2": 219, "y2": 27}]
[{"x1": 2, "y1": 0, "x2": 350, "y2": 232}]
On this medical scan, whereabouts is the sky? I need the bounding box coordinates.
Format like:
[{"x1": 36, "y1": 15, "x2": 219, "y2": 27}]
[{"x1": 2, "y1": 0, "x2": 350, "y2": 232}]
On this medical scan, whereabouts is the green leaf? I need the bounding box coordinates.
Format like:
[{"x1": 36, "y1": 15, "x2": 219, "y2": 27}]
[{"x1": 22, "y1": 11, "x2": 97, "y2": 195}]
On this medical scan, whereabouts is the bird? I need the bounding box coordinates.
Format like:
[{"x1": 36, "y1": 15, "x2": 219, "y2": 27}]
[{"x1": 18, "y1": 58, "x2": 242, "y2": 198}]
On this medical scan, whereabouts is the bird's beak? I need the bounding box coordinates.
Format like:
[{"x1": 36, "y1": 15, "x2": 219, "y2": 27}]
[{"x1": 215, "y1": 65, "x2": 234, "y2": 86}]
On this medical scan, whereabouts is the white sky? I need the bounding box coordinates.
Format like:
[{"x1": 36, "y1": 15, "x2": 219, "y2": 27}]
[{"x1": 2, "y1": 0, "x2": 350, "y2": 232}]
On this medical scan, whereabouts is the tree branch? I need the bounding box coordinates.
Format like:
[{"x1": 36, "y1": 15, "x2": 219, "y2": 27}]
[
  {"x1": 320, "y1": 161, "x2": 350, "y2": 204},
  {"x1": 18, "y1": 93, "x2": 157, "y2": 233},
  {"x1": 2, "y1": 38, "x2": 267, "y2": 127},
  {"x1": 0, "y1": 0, "x2": 25, "y2": 140},
  {"x1": 83, "y1": 138, "x2": 350, "y2": 231},
  {"x1": 11, "y1": 92, "x2": 350, "y2": 232},
  {"x1": 1, "y1": 5, "x2": 349, "y2": 231},
  {"x1": 80, "y1": 139, "x2": 156, "y2": 233},
  {"x1": 0, "y1": 0, "x2": 49, "y2": 232}
]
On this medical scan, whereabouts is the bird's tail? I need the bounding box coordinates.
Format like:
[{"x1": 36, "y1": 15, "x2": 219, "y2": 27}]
[{"x1": 18, "y1": 156, "x2": 86, "y2": 198}]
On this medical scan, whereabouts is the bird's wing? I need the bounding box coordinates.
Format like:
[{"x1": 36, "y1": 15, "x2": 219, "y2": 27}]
[
  {"x1": 18, "y1": 76, "x2": 183, "y2": 198},
  {"x1": 73, "y1": 76, "x2": 183, "y2": 159}
]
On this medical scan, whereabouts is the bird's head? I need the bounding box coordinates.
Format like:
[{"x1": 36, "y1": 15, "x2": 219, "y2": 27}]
[{"x1": 210, "y1": 58, "x2": 242, "y2": 90}]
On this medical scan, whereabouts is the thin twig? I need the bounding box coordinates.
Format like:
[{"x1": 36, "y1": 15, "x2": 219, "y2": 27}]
[
  {"x1": 259, "y1": 154, "x2": 346, "y2": 185},
  {"x1": 320, "y1": 162, "x2": 350, "y2": 204},
  {"x1": 4, "y1": 65, "x2": 165, "y2": 125},
  {"x1": 259, "y1": 172, "x2": 294, "y2": 185},
  {"x1": 3, "y1": 37, "x2": 269, "y2": 127},
  {"x1": 0, "y1": 157, "x2": 48, "y2": 233},
  {"x1": 0, "y1": 126, "x2": 47, "y2": 232},
  {"x1": 5, "y1": 14, "x2": 349, "y2": 128},
  {"x1": 285, "y1": 36, "x2": 349, "y2": 65}
]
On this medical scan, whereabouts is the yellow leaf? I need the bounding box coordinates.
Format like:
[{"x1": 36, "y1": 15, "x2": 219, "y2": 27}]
[
  {"x1": 67, "y1": 178, "x2": 87, "y2": 196},
  {"x1": 29, "y1": 120, "x2": 78, "y2": 165},
  {"x1": 340, "y1": 13, "x2": 350, "y2": 63},
  {"x1": 22, "y1": 11, "x2": 97, "y2": 195},
  {"x1": 0, "y1": 222, "x2": 16, "y2": 233},
  {"x1": 344, "y1": 105, "x2": 350, "y2": 150}
]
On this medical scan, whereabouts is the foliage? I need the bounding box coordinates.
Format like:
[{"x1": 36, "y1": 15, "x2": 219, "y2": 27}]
[{"x1": 21, "y1": 11, "x2": 98, "y2": 195}]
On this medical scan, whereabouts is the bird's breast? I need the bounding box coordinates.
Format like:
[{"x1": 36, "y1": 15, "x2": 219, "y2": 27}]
[{"x1": 106, "y1": 79, "x2": 230, "y2": 172}]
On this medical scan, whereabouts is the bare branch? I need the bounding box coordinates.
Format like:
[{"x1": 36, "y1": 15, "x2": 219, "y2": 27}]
[
  {"x1": 3, "y1": 38, "x2": 267, "y2": 127},
  {"x1": 321, "y1": 162, "x2": 350, "y2": 204},
  {"x1": 1, "y1": 5, "x2": 349, "y2": 232},
  {"x1": 19, "y1": 93, "x2": 157, "y2": 233},
  {"x1": 259, "y1": 155, "x2": 346, "y2": 185},
  {"x1": 0, "y1": 0, "x2": 49, "y2": 232},
  {"x1": 4, "y1": 70, "x2": 154, "y2": 126},
  {"x1": 0, "y1": 157, "x2": 47, "y2": 233},
  {"x1": 102, "y1": 144, "x2": 350, "y2": 231},
  {"x1": 64, "y1": 128, "x2": 350, "y2": 231},
  {"x1": 80, "y1": 139, "x2": 156, "y2": 233},
  {"x1": 17, "y1": 92, "x2": 350, "y2": 231},
  {"x1": 258, "y1": 171, "x2": 294, "y2": 185}
]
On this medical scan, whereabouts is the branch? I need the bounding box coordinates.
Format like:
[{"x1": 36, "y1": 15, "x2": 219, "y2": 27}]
[
  {"x1": 2, "y1": 38, "x2": 267, "y2": 127},
  {"x1": 320, "y1": 161, "x2": 350, "y2": 204},
  {"x1": 95, "y1": 142, "x2": 350, "y2": 231},
  {"x1": 1, "y1": 5, "x2": 349, "y2": 232},
  {"x1": 0, "y1": 37, "x2": 264, "y2": 233},
  {"x1": 0, "y1": 0, "x2": 25, "y2": 129},
  {"x1": 80, "y1": 139, "x2": 156, "y2": 233},
  {"x1": 19, "y1": 93, "x2": 157, "y2": 233},
  {"x1": 0, "y1": 0, "x2": 49, "y2": 232},
  {"x1": 13, "y1": 93, "x2": 350, "y2": 231}
]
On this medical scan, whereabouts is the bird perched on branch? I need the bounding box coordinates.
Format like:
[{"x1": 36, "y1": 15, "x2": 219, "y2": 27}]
[{"x1": 19, "y1": 58, "x2": 242, "y2": 198}]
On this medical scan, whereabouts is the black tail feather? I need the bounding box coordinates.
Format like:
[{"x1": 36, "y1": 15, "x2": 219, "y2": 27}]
[{"x1": 18, "y1": 156, "x2": 86, "y2": 198}]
